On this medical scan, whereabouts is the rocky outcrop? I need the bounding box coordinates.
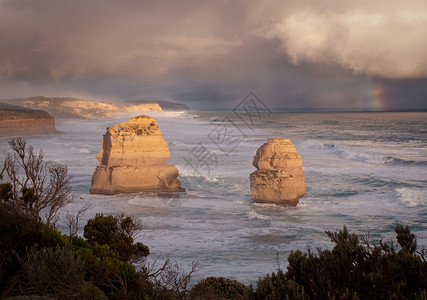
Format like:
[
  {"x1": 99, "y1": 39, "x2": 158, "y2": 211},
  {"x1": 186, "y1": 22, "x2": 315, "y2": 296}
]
[
  {"x1": 250, "y1": 138, "x2": 306, "y2": 206},
  {"x1": 1, "y1": 96, "x2": 162, "y2": 119},
  {"x1": 131, "y1": 100, "x2": 191, "y2": 111},
  {"x1": 90, "y1": 115, "x2": 180, "y2": 194},
  {"x1": 0, "y1": 103, "x2": 57, "y2": 137}
]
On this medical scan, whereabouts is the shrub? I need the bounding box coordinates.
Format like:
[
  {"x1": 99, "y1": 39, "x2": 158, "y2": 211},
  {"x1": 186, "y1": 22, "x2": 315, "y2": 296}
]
[
  {"x1": 254, "y1": 225, "x2": 427, "y2": 299},
  {"x1": 10, "y1": 246, "x2": 87, "y2": 299},
  {"x1": 252, "y1": 269, "x2": 307, "y2": 300},
  {"x1": 83, "y1": 213, "x2": 150, "y2": 262},
  {"x1": 0, "y1": 137, "x2": 72, "y2": 226},
  {"x1": 189, "y1": 276, "x2": 249, "y2": 300}
]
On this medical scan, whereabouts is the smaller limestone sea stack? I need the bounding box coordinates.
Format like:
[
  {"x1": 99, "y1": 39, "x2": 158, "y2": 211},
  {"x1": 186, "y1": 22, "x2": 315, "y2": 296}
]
[
  {"x1": 90, "y1": 115, "x2": 180, "y2": 194},
  {"x1": 250, "y1": 138, "x2": 306, "y2": 206}
]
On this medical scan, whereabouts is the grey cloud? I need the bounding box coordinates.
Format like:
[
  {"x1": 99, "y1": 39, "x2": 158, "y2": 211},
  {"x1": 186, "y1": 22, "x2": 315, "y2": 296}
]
[
  {"x1": 0, "y1": 0, "x2": 426, "y2": 110},
  {"x1": 264, "y1": 0, "x2": 427, "y2": 79},
  {"x1": 0, "y1": 0, "x2": 248, "y2": 80}
]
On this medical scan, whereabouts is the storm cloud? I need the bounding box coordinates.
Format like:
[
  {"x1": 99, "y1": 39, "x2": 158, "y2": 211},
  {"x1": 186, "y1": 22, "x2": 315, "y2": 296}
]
[
  {"x1": 0, "y1": 0, "x2": 426, "y2": 109},
  {"x1": 265, "y1": 0, "x2": 427, "y2": 79}
]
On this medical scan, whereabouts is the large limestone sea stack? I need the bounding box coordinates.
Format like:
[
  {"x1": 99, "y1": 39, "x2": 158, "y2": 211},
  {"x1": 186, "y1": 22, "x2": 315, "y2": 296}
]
[
  {"x1": 250, "y1": 138, "x2": 306, "y2": 206},
  {"x1": 90, "y1": 115, "x2": 180, "y2": 194}
]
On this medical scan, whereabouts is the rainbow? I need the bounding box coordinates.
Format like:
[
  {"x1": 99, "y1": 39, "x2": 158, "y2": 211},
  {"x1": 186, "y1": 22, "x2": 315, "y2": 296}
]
[{"x1": 365, "y1": 79, "x2": 387, "y2": 111}]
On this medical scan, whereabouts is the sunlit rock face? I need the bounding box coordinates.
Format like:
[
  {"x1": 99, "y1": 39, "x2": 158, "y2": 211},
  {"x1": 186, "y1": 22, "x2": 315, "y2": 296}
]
[
  {"x1": 0, "y1": 103, "x2": 57, "y2": 137},
  {"x1": 250, "y1": 138, "x2": 306, "y2": 206},
  {"x1": 2, "y1": 96, "x2": 162, "y2": 119},
  {"x1": 90, "y1": 115, "x2": 180, "y2": 194}
]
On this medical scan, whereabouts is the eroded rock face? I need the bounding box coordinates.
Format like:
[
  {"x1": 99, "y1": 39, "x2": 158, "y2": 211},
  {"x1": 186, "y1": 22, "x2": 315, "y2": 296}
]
[
  {"x1": 0, "y1": 103, "x2": 57, "y2": 137},
  {"x1": 2, "y1": 96, "x2": 162, "y2": 119},
  {"x1": 90, "y1": 115, "x2": 180, "y2": 194},
  {"x1": 250, "y1": 138, "x2": 306, "y2": 206}
]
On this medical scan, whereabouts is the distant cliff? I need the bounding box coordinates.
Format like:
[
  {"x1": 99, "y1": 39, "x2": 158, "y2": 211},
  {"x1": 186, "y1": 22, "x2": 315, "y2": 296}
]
[
  {"x1": 129, "y1": 100, "x2": 191, "y2": 111},
  {"x1": 0, "y1": 103, "x2": 57, "y2": 137},
  {"x1": 1, "y1": 96, "x2": 162, "y2": 119}
]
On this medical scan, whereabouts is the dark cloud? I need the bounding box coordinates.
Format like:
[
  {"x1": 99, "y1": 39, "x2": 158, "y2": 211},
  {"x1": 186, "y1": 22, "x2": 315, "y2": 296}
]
[
  {"x1": 264, "y1": 0, "x2": 427, "y2": 79},
  {"x1": 0, "y1": 0, "x2": 426, "y2": 110}
]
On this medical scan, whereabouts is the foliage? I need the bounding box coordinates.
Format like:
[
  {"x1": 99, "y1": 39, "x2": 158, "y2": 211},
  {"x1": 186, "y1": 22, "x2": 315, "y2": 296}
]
[
  {"x1": 189, "y1": 277, "x2": 249, "y2": 300},
  {"x1": 148, "y1": 258, "x2": 199, "y2": 299},
  {"x1": 254, "y1": 225, "x2": 427, "y2": 299},
  {"x1": 0, "y1": 137, "x2": 72, "y2": 225},
  {"x1": 83, "y1": 213, "x2": 150, "y2": 262},
  {"x1": 0, "y1": 138, "x2": 198, "y2": 300},
  {"x1": 9, "y1": 246, "x2": 88, "y2": 299},
  {"x1": 252, "y1": 269, "x2": 307, "y2": 300}
]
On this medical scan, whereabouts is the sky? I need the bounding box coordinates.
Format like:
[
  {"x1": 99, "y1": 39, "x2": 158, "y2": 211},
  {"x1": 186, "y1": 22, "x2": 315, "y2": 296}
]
[{"x1": 0, "y1": 0, "x2": 426, "y2": 110}]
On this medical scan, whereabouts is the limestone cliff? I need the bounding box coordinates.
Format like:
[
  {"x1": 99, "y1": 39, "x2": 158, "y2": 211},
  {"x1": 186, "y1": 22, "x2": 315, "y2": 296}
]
[
  {"x1": 90, "y1": 115, "x2": 180, "y2": 194},
  {"x1": 250, "y1": 138, "x2": 306, "y2": 206},
  {"x1": 1, "y1": 96, "x2": 162, "y2": 119},
  {"x1": 0, "y1": 103, "x2": 57, "y2": 137}
]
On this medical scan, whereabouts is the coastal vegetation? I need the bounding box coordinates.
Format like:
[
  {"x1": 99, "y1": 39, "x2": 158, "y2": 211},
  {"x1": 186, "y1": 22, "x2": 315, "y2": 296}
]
[{"x1": 1, "y1": 138, "x2": 426, "y2": 299}]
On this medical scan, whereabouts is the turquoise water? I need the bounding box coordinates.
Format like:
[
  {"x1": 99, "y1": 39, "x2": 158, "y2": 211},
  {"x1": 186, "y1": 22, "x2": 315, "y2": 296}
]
[{"x1": 1, "y1": 111, "x2": 426, "y2": 284}]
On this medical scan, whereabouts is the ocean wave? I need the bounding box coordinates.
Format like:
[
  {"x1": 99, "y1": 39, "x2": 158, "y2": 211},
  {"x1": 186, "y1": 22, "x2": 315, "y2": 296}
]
[
  {"x1": 353, "y1": 176, "x2": 421, "y2": 189},
  {"x1": 395, "y1": 187, "x2": 426, "y2": 207},
  {"x1": 334, "y1": 147, "x2": 427, "y2": 167},
  {"x1": 70, "y1": 147, "x2": 91, "y2": 154},
  {"x1": 299, "y1": 140, "x2": 336, "y2": 149},
  {"x1": 251, "y1": 202, "x2": 279, "y2": 208},
  {"x1": 335, "y1": 148, "x2": 385, "y2": 164},
  {"x1": 384, "y1": 157, "x2": 427, "y2": 167},
  {"x1": 247, "y1": 210, "x2": 273, "y2": 221}
]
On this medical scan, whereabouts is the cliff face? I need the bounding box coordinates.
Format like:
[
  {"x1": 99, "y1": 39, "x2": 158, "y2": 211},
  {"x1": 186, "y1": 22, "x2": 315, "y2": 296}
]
[
  {"x1": 250, "y1": 138, "x2": 306, "y2": 206},
  {"x1": 0, "y1": 103, "x2": 57, "y2": 137},
  {"x1": 1, "y1": 96, "x2": 162, "y2": 119},
  {"x1": 90, "y1": 115, "x2": 180, "y2": 194}
]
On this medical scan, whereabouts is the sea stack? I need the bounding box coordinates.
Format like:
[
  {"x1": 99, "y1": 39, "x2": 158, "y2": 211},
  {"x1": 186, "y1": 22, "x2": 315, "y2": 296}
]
[
  {"x1": 90, "y1": 115, "x2": 180, "y2": 194},
  {"x1": 250, "y1": 138, "x2": 306, "y2": 206}
]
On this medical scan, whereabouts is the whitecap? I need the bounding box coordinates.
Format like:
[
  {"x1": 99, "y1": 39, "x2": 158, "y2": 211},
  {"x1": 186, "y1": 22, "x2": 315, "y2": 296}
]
[
  {"x1": 395, "y1": 187, "x2": 427, "y2": 207},
  {"x1": 247, "y1": 210, "x2": 272, "y2": 221}
]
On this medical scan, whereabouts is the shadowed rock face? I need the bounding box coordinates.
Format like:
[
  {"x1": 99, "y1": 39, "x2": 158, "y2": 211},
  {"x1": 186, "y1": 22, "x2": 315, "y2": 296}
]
[
  {"x1": 0, "y1": 102, "x2": 57, "y2": 137},
  {"x1": 250, "y1": 138, "x2": 306, "y2": 206},
  {"x1": 90, "y1": 115, "x2": 180, "y2": 194}
]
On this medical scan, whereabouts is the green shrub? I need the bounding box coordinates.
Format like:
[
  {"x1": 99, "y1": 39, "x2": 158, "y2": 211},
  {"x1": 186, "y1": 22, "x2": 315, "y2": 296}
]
[
  {"x1": 189, "y1": 276, "x2": 249, "y2": 300},
  {"x1": 253, "y1": 269, "x2": 307, "y2": 300},
  {"x1": 10, "y1": 246, "x2": 86, "y2": 299},
  {"x1": 83, "y1": 213, "x2": 149, "y2": 261},
  {"x1": 254, "y1": 225, "x2": 427, "y2": 299}
]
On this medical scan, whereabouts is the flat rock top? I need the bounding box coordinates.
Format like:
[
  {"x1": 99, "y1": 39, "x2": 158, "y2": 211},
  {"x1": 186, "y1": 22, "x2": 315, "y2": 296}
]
[
  {"x1": 254, "y1": 138, "x2": 299, "y2": 158},
  {"x1": 0, "y1": 102, "x2": 53, "y2": 120},
  {"x1": 264, "y1": 138, "x2": 298, "y2": 151},
  {"x1": 108, "y1": 115, "x2": 161, "y2": 136},
  {"x1": 253, "y1": 138, "x2": 302, "y2": 170}
]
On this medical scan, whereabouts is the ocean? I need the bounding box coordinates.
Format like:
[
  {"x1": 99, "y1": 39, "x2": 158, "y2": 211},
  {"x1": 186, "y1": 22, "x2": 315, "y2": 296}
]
[{"x1": 1, "y1": 111, "x2": 426, "y2": 284}]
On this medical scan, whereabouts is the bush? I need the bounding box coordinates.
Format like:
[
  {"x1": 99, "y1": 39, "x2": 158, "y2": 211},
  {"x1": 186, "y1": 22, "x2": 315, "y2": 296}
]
[
  {"x1": 189, "y1": 276, "x2": 249, "y2": 300},
  {"x1": 10, "y1": 246, "x2": 87, "y2": 299},
  {"x1": 254, "y1": 225, "x2": 427, "y2": 299},
  {"x1": 0, "y1": 208, "x2": 68, "y2": 294},
  {"x1": 83, "y1": 213, "x2": 150, "y2": 262},
  {"x1": 0, "y1": 137, "x2": 72, "y2": 226},
  {"x1": 252, "y1": 269, "x2": 306, "y2": 300},
  {"x1": 0, "y1": 206, "x2": 153, "y2": 299}
]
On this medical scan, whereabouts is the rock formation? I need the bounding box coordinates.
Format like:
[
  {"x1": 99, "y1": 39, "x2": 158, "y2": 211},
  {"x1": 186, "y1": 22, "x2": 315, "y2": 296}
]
[
  {"x1": 1, "y1": 96, "x2": 162, "y2": 119},
  {"x1": 90, "y1": 115, "x2": 180, "y2": 194},
  {"x1": 0, "y1": 103, "x2": 57, "y2": 137},
  {"x1": 250, "y1": 138, "x2": 306, "y2": 206}
]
